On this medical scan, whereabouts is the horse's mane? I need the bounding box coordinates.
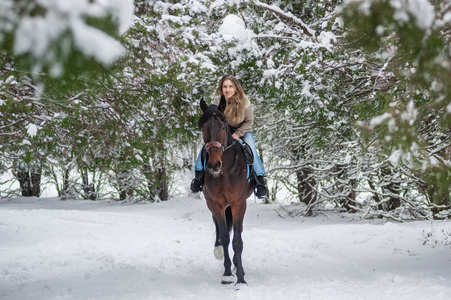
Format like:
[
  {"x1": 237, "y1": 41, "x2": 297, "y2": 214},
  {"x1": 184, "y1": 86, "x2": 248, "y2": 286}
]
[{"x1": 198, "y1": 104, "x2": 228, "y2": 128}]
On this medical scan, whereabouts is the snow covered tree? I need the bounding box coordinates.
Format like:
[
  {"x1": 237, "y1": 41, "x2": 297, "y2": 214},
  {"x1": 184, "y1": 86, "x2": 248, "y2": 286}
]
[
  {"x1": 203, "y1": 0, "x2": 447, "y2": 219},
  {"x1": 341, "y1": 0, "x2": 451, "y2": 218},
  {"x1": 115, "y1": 0, "x2": 219, "y2": 200},
  {"x1": 224, "y1": 0, "x2": 367, "y2": 211},
  {"x1": 0, "y1": 0, "x2": 134, "y2": 198},
  {"x1": 1, "y1": 0, "x2": 448, "y2": 219}
]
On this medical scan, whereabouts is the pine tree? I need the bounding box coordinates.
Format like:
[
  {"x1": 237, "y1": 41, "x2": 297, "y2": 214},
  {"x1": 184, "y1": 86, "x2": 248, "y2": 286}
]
[
  {"x1": 341, "y1": 0, "x2": 451, "y2": 218},
  {"x1": 0, "y1": 0, "x2": 134, "y2": 198}
]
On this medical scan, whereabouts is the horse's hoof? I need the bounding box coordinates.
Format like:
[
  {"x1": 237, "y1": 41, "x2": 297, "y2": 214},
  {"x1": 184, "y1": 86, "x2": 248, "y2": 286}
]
[
  {"x1": 221, "y1": 275, "x2": 234, "y2": 284},
  {"x1": 235, "y1": 282, "x2": 248, "y2": 290},
  {"x1": 214, "y1": 246, "x2": 224, "y2": 260}
]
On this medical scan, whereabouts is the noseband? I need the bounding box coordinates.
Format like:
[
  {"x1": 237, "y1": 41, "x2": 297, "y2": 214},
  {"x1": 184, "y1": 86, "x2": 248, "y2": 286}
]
[
  {"x1": 205, "y1": 140, "x2": 236, "y2": 153},
  {"x1": 205, "y1": 141, "x2": 224, "y2": 151}
]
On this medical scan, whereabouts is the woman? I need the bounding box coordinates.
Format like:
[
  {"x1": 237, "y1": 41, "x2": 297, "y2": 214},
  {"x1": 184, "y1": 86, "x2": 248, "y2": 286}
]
[{"x1": 190, "y1": 74, "x2": 267, "y2": 199}]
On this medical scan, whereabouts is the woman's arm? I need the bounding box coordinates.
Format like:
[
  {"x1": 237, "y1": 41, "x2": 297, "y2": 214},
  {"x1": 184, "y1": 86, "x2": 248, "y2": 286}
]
[{"x1": 233, "y1": 105, "x2": 254, "y2": 138}]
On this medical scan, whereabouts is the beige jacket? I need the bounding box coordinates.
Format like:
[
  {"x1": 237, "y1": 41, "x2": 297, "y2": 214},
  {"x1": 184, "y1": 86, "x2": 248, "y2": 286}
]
[{"x1": 213, "y1": 97, "x2": 254, "y2": 137}]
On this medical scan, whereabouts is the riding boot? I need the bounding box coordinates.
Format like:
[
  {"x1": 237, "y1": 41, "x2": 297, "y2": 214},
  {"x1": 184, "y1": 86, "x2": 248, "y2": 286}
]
[
  {"x1": 190, "y1": 170, "x2": 204, "y2": 193},
  {"x1": 254, "y1": 175, "x2": 268, "y2": 199}
]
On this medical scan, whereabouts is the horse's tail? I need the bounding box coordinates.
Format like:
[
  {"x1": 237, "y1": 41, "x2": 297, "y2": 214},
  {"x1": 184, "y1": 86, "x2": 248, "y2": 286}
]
[{"x1": 225, "y1": 206, "x2": 233, "y2": 233}]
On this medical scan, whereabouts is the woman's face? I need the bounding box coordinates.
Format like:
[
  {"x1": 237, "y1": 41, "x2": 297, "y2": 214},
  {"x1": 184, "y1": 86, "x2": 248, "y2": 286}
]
[{"x1": 222, "y1": 79, "x2": 236, "y2": 99}]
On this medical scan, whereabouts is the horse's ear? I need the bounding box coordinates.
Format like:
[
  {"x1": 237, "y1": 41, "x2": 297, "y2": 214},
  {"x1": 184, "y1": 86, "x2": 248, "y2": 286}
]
[
  {"x1": 200, "y1": 97, "x2": 208, "y2": 112},
  {"x1": 218, "y1": 96, "x2": 227, "y2": 112}
]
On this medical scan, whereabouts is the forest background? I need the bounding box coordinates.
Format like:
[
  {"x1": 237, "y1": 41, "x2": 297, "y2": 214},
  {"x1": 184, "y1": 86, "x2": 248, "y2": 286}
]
[{"x1": 0, "y1": 0, "x2": 450, "y2": 221}]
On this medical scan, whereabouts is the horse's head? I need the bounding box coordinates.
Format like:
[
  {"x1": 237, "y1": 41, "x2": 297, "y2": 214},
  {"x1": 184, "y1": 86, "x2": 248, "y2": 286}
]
[{"x1": 199, "y1": 97, "x2": 229, "y2": 176}]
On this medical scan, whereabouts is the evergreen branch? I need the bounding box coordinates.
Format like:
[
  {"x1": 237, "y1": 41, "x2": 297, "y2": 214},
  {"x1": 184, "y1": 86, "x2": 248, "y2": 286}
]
[{"x1": 252, "y1": 34, "x2": 300, "y2": 42}]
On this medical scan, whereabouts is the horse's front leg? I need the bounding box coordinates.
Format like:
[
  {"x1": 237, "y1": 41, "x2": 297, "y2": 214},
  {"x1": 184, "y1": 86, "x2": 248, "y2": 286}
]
[
  {"x1": 232, "y1": 205, "x2": 246, "y2": 285},
  {"x1": 232, "y1": 226, "x2": 245, "y2": 285},
  {"x1": 214, "y1": 214, "x2": 233, "y2": 284},
  {"x1": 212, "y1": 216, "x2": 224, "y2": 259}
]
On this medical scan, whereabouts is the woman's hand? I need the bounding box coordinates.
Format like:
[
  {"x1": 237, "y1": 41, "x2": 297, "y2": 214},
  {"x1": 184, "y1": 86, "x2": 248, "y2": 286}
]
[{"x1": 232, "y1": 133, "x2": 239, "y2": 140}]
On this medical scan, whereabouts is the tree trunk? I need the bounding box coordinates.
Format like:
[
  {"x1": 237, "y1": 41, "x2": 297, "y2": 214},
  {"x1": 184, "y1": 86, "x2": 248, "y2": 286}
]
[
  {"x1": 117, "y1": 170, "x2": 134, "y2": 200},
  {"x1": 296, "y1": 167, "x2": 316, "y2": 205},
  {"x1": 81, "y1": 169, "x2": 97, "y2": 200},
  {"x1": 15, "y1": 161, "x2": 42, "y2": 197},
  {"x1": 334, "y1": 164, "x2": 358, "y2": 212},
  {"x1": 156, "y1": 167, "x2": 168, "y2": 201},
  {"x1": 17, "y1": 170, "x2": 41, "y2": 197},
  {"x1": 378, "y1": 167, "x2": 401, "y2": 211},
  {"x1": 61, "y1": 168, "x2": 72, "y2": 199},
  {"x1": 143, "y1": 163, "x2": 169, "y2": 201},
  {"x1": 420, "y1": 166, "x2": 450, "y2": 219},
  {"x1": 292, "y1": 147, "x2": 317, "y2": 206}
]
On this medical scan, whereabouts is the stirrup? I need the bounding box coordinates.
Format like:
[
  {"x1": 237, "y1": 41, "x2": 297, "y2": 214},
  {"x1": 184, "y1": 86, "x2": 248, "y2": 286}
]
[
  {"x1": 255, "y1": 184, "x2": 267, "y2": 199},
  {"x1": 254, "y1": 175, "x2": 267, "y2": 199},
  {"x1": 190, "y1": 178, "x2": 203, "y2": 193},
  {"x1": 190, "y1": 170, "x2": 204, "y2": 193}
]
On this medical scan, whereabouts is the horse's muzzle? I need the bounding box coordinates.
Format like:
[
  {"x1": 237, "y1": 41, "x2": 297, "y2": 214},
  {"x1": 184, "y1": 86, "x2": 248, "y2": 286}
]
[
  {"x1": 206, "y1": 141, "x2": 223, "y2": 176},
  {"x1": 207, "y1": 160, "x2": 222, "y2": 177}
]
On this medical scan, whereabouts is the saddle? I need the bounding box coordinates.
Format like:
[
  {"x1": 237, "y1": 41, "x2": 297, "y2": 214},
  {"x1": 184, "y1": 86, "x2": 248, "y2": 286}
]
[{"x1": 237, "y1": 141, "x2": 253, "y2": 165}]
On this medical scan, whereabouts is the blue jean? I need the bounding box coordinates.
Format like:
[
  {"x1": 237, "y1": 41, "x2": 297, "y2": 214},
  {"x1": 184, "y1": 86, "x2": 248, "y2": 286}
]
[{"x1": 194, "y1": 132, "x2": 265, "y2": 176}]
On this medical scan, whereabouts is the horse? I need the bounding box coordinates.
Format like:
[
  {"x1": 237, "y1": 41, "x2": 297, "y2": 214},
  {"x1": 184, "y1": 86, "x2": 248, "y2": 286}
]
[{"x1": 198, "y1": 96, "x2": 254, "y2": 286}]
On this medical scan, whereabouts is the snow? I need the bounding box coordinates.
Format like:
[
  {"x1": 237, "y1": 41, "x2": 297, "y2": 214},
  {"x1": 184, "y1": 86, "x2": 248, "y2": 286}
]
[
  {"x1": 401, "y1": 101, "x2": 418, "y2": 125},
  {"x1": 369, "y1": 112, "x2": 392, "y2": 129},
  {"x1": 11, "y1": 0, "x2": 134, "y2": 66},
  {"x1": 1, "y1": 195, "x2": 451, "y2": 299},
  {"x1": 253, "y1": 1, "x2": 315, "y2": 36},
  {"x1": 71, "y1": 19, "x2": 125, "y2": 66},
  {"x1": 391, "y1": 0, "x2": 435, "y2": 29},
  {"x1": 388, "y1": 150, "x2": 402, "y2": 167},
  {"x1": 14, "y1": 13, "x2": 64, "y2": 59},
  {"x1": 26, "y1": 123, "x2": 38, "y2": 137},
  {"x1": 189, "y1": 1, "x2": 209, "y2": 14},
  {"x1": 317, "y1": 31, "x2": 336, "y2": 51},
  {"x1": 344, "y1": 0, "x2": 435, "y2": 29},
  {"x1": 219, "y1": 14, "x2": 254, "y2": 44},
  {"x1": 218, "y1": 14, "x2": 260, "y2": 68}
]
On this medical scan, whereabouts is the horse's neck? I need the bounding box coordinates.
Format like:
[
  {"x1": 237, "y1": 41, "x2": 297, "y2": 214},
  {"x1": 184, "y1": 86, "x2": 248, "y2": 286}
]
[
  {"x1": 226, "y1": 133, "x2": 234, "y2": 147},
  {"x1": 223, "y1": 139, "x2": 242, "y2": 171}
]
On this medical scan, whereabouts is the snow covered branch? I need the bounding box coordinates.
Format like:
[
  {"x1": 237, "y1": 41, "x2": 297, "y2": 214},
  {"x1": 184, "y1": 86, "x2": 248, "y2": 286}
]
[{"x1": 253, "y1": 1, "x2": 315, "y2": 37}]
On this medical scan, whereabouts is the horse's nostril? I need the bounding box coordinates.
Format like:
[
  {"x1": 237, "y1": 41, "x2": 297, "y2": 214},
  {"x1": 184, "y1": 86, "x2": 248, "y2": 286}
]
[{"x1": 207, "y1": 161, "x2": 222, "y2": 172}]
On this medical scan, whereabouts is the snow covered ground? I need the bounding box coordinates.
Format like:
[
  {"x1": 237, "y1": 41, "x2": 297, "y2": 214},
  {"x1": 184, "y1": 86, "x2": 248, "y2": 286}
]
[{"x1": 1, "y1": 195, "x2": 450, "y2": 300}]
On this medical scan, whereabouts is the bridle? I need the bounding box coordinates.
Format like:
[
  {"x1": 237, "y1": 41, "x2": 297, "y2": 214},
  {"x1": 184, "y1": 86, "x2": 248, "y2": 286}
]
[
  {"x1": 204, "y1": 113, "x2": 236, "y2": 154},
  {"x1": 205, "y1": 140, "x2": 236, "y2": 153}
]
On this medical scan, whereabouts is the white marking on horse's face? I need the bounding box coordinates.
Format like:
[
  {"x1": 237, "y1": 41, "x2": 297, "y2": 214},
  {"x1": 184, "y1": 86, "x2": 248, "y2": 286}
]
[{"x1": 208, "y1": 169, "x2": 222, "y2": 178}]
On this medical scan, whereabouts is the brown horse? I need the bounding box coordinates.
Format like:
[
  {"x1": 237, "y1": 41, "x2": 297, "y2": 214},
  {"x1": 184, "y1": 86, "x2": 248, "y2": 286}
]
[{"x1": 198, "y1": 96, "x2": 254, "y2": 286}]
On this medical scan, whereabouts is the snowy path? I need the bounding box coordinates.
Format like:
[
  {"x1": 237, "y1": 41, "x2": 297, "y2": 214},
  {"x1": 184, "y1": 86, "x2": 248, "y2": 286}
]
[{"x1": 1, "y1": 196, "x2": 450, "y2": 299}]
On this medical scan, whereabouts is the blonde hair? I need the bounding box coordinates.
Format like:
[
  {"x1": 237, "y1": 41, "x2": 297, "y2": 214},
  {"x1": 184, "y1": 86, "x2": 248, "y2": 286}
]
[{"x1": 215, "y1": 75, "x2": 249, "y2": 124}]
